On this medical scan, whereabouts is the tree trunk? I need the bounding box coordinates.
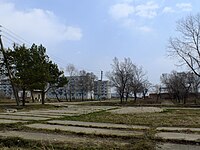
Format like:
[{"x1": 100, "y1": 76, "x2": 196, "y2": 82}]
[
  {"x1": 22, "y1": 88, "x2": 26, "y2": 106},
  {"x1": 143, "y1": 91, "x2": 146, "y2": 99},
  {"x1": 125, "y1": 92, "x2": 129, "y2": 102},
  {"x1": 65, "y1": 89, "x2": 68, "y2": 101},
  {"x1": 183, "y1": 98, "x2": 186, "y2": 105},
  {"x1": 53, "y1": 89, "x2": 61, "y2": 102},
  {"x1": 120, "y1": 95, "x2": 123, "y2": 103},
  {"x1": 91, "y1": 94, "x2": 93, "y2": 100},
  {"x1": 55, "y1": 93, "x2": 61, "y2": 102},
  {"x1": 120, "y1": 92, "x2": 124, "y2": 103},
  {"x1": 69, "y1": 91, "x2": 72, "y2": 101},
  {"x1": 31, "y1": 90, "x2": 34, "y2": 103},
  {"x1": 13, "y1": 85, "x2": 20, "y2": 106},
  {"x1": 41, "y1": 90, "x2": 45, "y2": 105},
  {"x1": 81, "y1": 92, "x2": 84, "y2": 101},
  {"x1": 176, "y1": 94, "x2": 180, "y2": 103},
  {"x1": 134, "y1": 92, "x2": 137, "y2": 102}
]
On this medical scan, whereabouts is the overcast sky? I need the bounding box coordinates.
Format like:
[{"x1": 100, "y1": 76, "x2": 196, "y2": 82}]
[{"x1": 0, "y1": 0, "x2": 199, "y2": 84}]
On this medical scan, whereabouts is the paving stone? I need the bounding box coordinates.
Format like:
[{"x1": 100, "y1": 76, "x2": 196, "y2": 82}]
[
  {"x1": 25, "y1": 123, "x2": 143, "y2": 137},
  {"x1": 155, "y1": 132, "x2": 200, "y2": 142},
  {"x1": 157, "y1": 127, "x2": 200, "y2": 132},
  {"x1": 156, "y1": 143, "x2": 200, "y2": 150},
  {"x1": 0, "y1": 114, "x2": 50, "y2": 121},
  {"x1": 0, "y1": 119, "x2": 26, "y2": 124},
  {"x1": 48, "y1": 120, "x2": 149, "y2": 130}
]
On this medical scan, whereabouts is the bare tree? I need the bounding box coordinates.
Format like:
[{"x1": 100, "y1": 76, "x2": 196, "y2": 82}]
[
  {"x1": 66, "y1": 64, "x2": 78, "y2": 101},
  {"x1": 131, "y1": 66, "x2": 147, "y2": 101},
  {"x1": 107, "y1": 57, "x2": 135, "y2": 103},
  {"x1": 161, "y1": 71, "x2": 192, "y2": 104},
  {"x1": 77, "y1": 70, "x2": 96, "y2": 101},
  {"x1": 169, "y1": 13, "x2": 200, "y2": 77},
  {"x1": 66, "y1": 64, "x2": 77, "y2": 77},
  {"x1": 141, "y1": 80, "x2": 151, "y2": 99},
  {"x1": 87, "y1": 72, "x2": 97, "y2": 100}
]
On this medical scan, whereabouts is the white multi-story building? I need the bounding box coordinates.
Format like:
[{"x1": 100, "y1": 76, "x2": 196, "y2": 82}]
[
  {"x1": 47, "y1": 76, "x2": 94, "y2": 100},
  {"x1": 65, "y1": 76, "x2": 94, "y2": 100},
  {"x1": 94, "y1": 80, "x2": 111, "y2": 99},
  {"x1": 0, "y1": 77, "x2": 12, "y2": 98},
  {"x1": 0, "y1": 52, "x2": 12, "y2": 98},
  {"x1": 46, "y1": 76, "x2": 112, "y2": 100}
]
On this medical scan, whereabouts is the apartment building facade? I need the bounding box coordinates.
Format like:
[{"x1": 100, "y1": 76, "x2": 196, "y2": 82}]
[
  {"x1": 94, "y1": 80, "x2": 111, "y2": 99},
  {"x1": 47, "y1": 76, "x2": 112, "y2": 100},
  {"x1": 0, "y1": 77, "x2": 13, "y2": 98}
]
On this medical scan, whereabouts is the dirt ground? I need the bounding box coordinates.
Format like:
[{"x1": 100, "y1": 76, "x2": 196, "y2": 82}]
[{"x1": 0, "y1": 102, "x2": 200, "y2": 149}]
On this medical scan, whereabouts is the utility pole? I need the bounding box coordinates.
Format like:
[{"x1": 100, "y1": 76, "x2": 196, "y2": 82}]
[
  {"x1": 101, "y1": 71, "x2": 103, "y2": 81},
  {"x1": 0, "y1": 35, "x2": 20, "y2": 106}
]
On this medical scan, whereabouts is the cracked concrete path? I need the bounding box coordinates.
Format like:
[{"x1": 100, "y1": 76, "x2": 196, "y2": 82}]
[
  {"x1": 0, "y1": 131, "x2": 130, "y2": 146},
  {"x1": 25, "y1": 123, "x2": 144, "y2": 137},
  {"x1": 48, "y1": 120, "x2": 149, "y2": 130},
  {"x1": 0, "y1": 105, "x2": 116, "y2": 122},
  {"x1": 157, "y1": 143, "x2": 200, "y2": 150},
  {"x1": 3, "y1": 105, "x2": 115, "y2": 115},
  {"x1": 155, "y1": 132, "x2": 200, "y2": 142},
  {"x1": 157, "y1": 127, "x2": 200, "y2": 132},
  {"x1": 0, "y1": 114, "x2": 50, "y2": 121},
  {"x1": 0, "y1": 119, "x2": 26, "y2": 124},
  {"x1": 0, "y1": 112, "x2": 66, "y2": 118}
]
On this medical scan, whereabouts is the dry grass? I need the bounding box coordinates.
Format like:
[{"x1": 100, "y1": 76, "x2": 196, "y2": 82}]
[{"x1": 62, "y1": 108, "x2": 200, "y2": 128}]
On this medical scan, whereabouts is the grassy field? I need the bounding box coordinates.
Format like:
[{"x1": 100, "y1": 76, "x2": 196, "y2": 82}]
[
  {"x1": 61, "y1": 108, "x2": 200, "y2": 128},
  {"x1": 0, "y1": 98, "x2": 200, "y2": 149}
]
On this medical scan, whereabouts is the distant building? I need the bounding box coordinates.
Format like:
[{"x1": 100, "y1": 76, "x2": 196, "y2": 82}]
[
  {"x1": 46, "y1": 87, "x2": 67, "y2": 100},
  {"x1": 47, "y1": 76, "x2": 112, "y2": 100},
  {"x1": 47, "y1": 76, "x2": 94, "y2": 100},
  {"x1": 0, "y1": 53, "x2": 13, "y2": 99},
  {"x1": 94, "y1": 80, "x2": 111, "y2": 99},
  {"x1": 0, "y1": 70, "x2": 112, "y2": 101},
  {"x1": 66, "y1": 76, "x2": 94, "y2": 100},
  {"x1": 0, "y1": 77, "x2": 12, "y2": 98}
]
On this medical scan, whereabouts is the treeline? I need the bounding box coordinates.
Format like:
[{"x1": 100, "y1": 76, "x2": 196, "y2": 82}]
[{"x1": 160, "y1": 71, "x2": 200, "y2": 104}]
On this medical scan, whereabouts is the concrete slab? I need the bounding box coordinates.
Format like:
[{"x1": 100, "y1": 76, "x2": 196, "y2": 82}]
[
  {"x1": 155, "y1": 132, "x2": 200, "y2": 142},
  {"x1": 0, "y1": 105, "x2": 115, "y2": 122},
  {"x1": 164, "y1": 107, "x2": 200, "y2": 110},
  {"x1": 29, "y1": 112, "x2": 79, "y2": 117},
  {"x1": 157, "y1": 127, "x2": 200, "y2": 132},
  {"x1": 25, "y1": 123, "x2": 143, "y2": 137},
  {"x1": 109, "y1": 107, "x2": 163, "y2": 114},
  {"x1": 48, "y1": 120, "x2": 149, "y2": 130},
  {"x1": 0, "y1": 112, "x2": 57, "y2": 118},
  {"x1": 20, "y1": 106, "x2": 114, "y2": 116},
  {"x1": 0, "y1": 119, "x2": 26, "y2": 124},
  {"x1": 0, "y1": 114, "x2": 50, "y2": 121},
  {"x1": 0, "y1": 131, "x2": 129, "y2": 146},
  {"x1": 0, "y1": 113, "x2": 65, "y2": 118},
  {"x1": 157, "y1": 143, "x2": 200, "y2": 150}
]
